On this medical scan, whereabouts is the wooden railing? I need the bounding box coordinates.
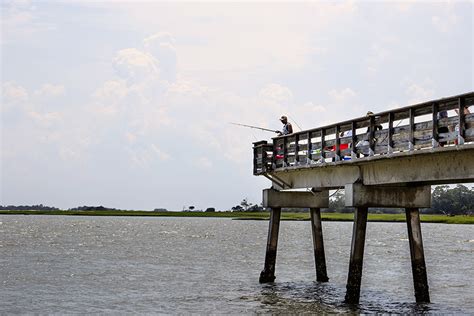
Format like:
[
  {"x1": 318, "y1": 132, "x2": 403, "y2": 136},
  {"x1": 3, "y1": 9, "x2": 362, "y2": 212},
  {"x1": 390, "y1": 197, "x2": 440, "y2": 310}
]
[{"x1": 253, "y1": 92, "x2": 474, "y2": 175}]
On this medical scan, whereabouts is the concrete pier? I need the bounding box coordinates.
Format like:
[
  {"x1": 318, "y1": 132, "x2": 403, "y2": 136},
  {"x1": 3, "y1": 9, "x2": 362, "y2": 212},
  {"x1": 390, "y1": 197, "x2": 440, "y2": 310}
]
[
  {"x1": 252, "y1": 92, "x2": 474, "y2": 304},
  {"x1": 406, "y1": 208, "x2": 430, "y2": 303},
  {"x1": 259, "y1": 207, "x2": 281, "y2": 283},
  {"x1": 344, "y1": 207, "x2": 368, "y2": 304},
  {"x1": 310, "y1": 207, "x2": 329, "y2": 282}
]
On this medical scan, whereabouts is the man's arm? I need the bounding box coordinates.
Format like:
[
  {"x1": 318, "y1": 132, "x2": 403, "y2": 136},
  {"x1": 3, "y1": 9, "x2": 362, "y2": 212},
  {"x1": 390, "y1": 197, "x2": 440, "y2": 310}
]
[{"x1": 287, "y1": 123, "x2": 293, "y2": 134}]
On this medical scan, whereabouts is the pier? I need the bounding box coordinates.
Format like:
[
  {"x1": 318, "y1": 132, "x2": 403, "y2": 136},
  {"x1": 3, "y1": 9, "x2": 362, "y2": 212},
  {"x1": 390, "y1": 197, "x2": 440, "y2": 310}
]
[{"x1": 253, "y1": 92, "x2": 474, "y2": 304}]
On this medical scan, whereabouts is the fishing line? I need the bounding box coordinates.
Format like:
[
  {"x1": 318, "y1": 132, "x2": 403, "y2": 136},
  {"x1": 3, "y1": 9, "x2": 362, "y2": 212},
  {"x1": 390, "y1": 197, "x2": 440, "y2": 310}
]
[{"x1": 288, "y1": 115, "x2": 303, "y2": 131}]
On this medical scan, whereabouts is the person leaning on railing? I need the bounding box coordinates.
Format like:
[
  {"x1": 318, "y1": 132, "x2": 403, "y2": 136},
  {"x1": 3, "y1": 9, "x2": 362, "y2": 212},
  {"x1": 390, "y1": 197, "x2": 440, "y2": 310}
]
[
  {"x1": 355, "y1": 111, "x2": 382, "y2": 157},
  {"x1": 454, "y1": 105, "x2": 471, "y2": 145},
  {"x1": 437, "y1": 110, "x2": 449, "y2": 147}
]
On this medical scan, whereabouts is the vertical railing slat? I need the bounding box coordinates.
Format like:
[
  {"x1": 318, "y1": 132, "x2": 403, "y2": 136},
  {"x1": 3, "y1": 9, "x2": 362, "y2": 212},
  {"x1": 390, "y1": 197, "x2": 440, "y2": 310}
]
[
  {"x1": 458, "y1": 97, "x2": 466, "y2": 145},
  {"x1": 409, "y1": 108, "x2": 415, "y2": 151},
  {"x1": 351, "y1": 121, "x2": 357, "y2": 159},
  {"x1": 335, "y1": 125, "x2": 341, "y2": 161},
  {"x1": 388, "y1": 112, "x2": 394, "y2": 154},
  {"x1": 307, "y1": 132, "x2": 312, "y2": 164},
  {"x1": 320, "y1": 129, "x2": 326, "y2": 162},
  {"x1": 283, "y1": 136, "x2": 288, "y2": 167},
  {"x1": 295, "y1": 133, "x2": 300, "y2": 165},
  {"x1": 368, "y1": 116, "x2": 375, "y2": 156},
  {"x1": 432, "y1": 102, "x2": 439, "y2": 148}
]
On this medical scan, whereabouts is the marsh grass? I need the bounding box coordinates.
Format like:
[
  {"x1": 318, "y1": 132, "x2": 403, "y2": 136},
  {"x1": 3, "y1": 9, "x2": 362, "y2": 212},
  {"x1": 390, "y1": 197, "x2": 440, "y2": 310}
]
[{"x1": 0, "y1": 210, "x2": 472, "y2": 224}]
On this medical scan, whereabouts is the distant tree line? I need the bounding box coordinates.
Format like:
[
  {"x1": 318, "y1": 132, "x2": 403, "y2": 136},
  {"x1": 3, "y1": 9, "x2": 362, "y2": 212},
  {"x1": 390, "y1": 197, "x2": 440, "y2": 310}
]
[
  {"x1": 0, "y1": 204, "x2": 59, "y2": 211},
  {"x1": 0, "y1": 205, "x2": 119, "y2": 212},
  {"x1": 427, "y1": 185, "x2": 474, "y2": 215},
  {"x1": 68, "y1": 206, "x2": 118, "y2": 211},
  {"x1": 231, "y1": 198, "x2": 265, "y2": 212}
]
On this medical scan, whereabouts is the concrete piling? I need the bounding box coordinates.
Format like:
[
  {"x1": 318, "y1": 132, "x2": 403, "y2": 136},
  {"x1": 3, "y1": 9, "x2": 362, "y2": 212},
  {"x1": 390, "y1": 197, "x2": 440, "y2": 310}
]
[
  {"x1": 345, "y1": 207, "x2": 368, "y2": 304},
  {"x1": 310, "y1": 207, "x2": 329, "y2": 282},
  {"x1": 259, "y1": 207, "x2": 281, "y2": 283},
  {"x1": 406, "y1": 208, "x2": 430, "y2": 303}
]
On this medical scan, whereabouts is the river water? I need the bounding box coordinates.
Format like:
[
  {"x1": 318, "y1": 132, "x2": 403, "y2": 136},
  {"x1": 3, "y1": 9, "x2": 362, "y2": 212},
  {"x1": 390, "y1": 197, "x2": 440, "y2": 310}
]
[{"x1": 0, "y1": 215, "x2": 472, "y2": 314}]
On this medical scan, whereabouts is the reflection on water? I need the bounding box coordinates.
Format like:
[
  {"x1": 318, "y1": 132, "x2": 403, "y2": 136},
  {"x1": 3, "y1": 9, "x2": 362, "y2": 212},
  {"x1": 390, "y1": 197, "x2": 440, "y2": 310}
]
[{"x1": 0, "y1": 216, "x2": 472, "y2": 314}]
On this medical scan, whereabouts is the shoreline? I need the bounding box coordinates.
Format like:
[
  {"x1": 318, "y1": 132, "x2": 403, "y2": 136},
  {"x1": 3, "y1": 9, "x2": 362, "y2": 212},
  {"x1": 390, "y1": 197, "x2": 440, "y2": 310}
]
[{"x1": 0, "y1": 210, "x2": 472, "y2": 224}]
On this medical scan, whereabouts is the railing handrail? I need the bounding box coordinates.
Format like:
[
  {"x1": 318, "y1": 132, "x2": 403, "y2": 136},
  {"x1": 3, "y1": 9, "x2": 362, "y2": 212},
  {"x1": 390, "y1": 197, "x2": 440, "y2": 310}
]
[{"x1": 273, "y1": 91, "x2": 474, "y2": 140}]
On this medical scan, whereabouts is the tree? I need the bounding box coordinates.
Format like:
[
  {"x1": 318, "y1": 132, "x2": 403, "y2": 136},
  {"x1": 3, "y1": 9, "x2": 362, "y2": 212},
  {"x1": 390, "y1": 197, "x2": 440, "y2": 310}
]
[
  {"x1": 231, "y1": 205, "x2": 244, "y2": 212},
  {"x1": 240, "y1": 198, "x2": 252, "y2": 211},
  {"x1": 430, "y1": 185, "x2": 474, "y2": 215},
  {"x1": 205, "y1": 207, "x2": 216, "y2": 212}
]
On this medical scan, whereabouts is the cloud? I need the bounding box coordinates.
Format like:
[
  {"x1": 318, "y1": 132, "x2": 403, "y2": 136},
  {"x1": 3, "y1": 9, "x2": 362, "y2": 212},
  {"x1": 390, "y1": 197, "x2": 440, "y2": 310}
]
[
  {"x1": 329, "y1": 88, "x2": 357, "y2": 103},
  {"x1": 301, "y1": 102, "x2": 326, "y2": 113},
  {"x1": 144, "y1": 32, "x2": 177, "y2": 82},
  {"x1": 431, "y1": 2, "x2": 459, "y2": 33},
  {"x1": 113, "y1": 48, "x2": 160, "y2": 83},
  {"x1": 194, "y1": 157, "x2": 213, "y2": 169},
  {"x1": 1, "y1": 0, "x2": 55, "y2": 44},
  {"x1": 405, "y1": 82, "x2": 435, "y2": 104},
  {"x1": 34, "y1": 83, "x2": 65, "y2": 97},
  {"x1": 27, "y1": 110, "x2": 62, "y2": 128},
  {"x1": 97, "y1": 2, "x2": 359, "y2": 77},
  {"x1": 2, "y1": 81, "x2": 29, "y2": 107},
  {"x1": 258, "y1": 83, "x2": 293, "y2": 106}
]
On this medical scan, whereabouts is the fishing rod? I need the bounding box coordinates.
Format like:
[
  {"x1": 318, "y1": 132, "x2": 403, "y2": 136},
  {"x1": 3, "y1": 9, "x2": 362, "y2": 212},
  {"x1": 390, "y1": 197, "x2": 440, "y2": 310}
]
[{"x1": 230, "y1": 122, "x2": 278, "y2": 133}]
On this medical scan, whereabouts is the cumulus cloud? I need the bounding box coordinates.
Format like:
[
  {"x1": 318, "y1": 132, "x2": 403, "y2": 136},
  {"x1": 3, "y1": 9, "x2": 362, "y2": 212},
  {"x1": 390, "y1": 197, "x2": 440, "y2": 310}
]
[
  {"x1": 113, "y1": 48, "x2": 160, "y2": 83},
  {"x1": 329, "y1": 88, "x2": 357, "y2": 103},
  {"x1": 301, "y1": 101, "x2": 326, "y2": 113},
  {"x1": 406, "y1": 82, "x2": 435, "y2": 104},
  {"x1": 2, "y1": 81, "x2": 29, "y2": 106},
  {"x1": 258, "y1": 83, "x2": 294, "y2": 105},
  {"x1": 27, "y1": 110, "x2": 62, "y2": 128},
  {"x1": 144, "y1": 32, "x2": 177, "y2": 82},
  {"x1": 431, "y1": 2, "x2": 459, "y2": 33},
  {"x1": 34, "y1": 83, "x2": 65, "y2": 97},
  {"x1": 1, "y1": 0, "x2": 56, "y2": 44}
]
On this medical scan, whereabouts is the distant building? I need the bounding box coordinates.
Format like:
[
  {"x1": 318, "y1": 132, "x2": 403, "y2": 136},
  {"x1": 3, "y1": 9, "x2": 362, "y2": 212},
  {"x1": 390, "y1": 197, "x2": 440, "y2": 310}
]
[{"x1": 153, "y1": 208, "x2": 168, "y2": 212}]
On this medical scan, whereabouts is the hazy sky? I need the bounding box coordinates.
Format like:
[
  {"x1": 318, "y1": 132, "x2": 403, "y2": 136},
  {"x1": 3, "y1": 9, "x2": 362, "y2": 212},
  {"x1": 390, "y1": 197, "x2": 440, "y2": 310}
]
[{"x1": 1, "y1": 1, "x2": 473, "y2": 211}]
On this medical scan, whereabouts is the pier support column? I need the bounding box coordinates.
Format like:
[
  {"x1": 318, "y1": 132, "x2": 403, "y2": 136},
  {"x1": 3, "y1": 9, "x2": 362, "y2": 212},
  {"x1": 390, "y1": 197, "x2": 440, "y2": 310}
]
[
  {"x1": 259, "y1": 207, "x2": 281, "y2": 283},
  {"x1": 260, "y1": 188, "x2": 329, "y2": 283},
  {"x1": 310, "y1": 207, "x2": 329, "y2": 282},
  {"x1": 406, "y1": 208, "x2": 430, "y2": 303},
  {"x1": 345, "y1": 207, "x2": 368, "y2": 304}
]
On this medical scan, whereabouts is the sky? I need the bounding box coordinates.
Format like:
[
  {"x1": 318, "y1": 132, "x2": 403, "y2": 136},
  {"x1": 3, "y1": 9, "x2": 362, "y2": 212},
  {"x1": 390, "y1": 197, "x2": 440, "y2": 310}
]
[{"x1": 1, "y1": 0, "x2": 473, "y2": 211}]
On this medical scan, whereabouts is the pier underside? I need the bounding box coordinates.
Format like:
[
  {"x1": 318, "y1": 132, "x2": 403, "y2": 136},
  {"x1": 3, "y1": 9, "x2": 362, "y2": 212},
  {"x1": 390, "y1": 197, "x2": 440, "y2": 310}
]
[{"x1": 268, "y1": 144, "x2": 474, "y2": 190}]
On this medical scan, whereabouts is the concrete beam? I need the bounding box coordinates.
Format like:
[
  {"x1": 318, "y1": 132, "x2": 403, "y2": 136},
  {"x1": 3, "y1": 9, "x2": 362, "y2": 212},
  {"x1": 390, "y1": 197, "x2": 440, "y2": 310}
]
[
  {"x1": 345, "y1": 184, "x2": 431, "y2": 208},
  {"x1": 268, "y1": 144, "x2": 474, "y2": 189},
  {"x1": 361, "y1": 147, "x2": 474, "y2": 186},
  {"x1": 263, "y1": 189, "x2": 329, "y2": 208}
]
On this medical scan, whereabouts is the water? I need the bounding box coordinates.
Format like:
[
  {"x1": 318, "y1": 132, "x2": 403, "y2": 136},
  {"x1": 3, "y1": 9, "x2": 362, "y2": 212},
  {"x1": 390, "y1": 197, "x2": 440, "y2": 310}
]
[{"x1": 1, "y1": 215, "x2": 472, "y2": 314}]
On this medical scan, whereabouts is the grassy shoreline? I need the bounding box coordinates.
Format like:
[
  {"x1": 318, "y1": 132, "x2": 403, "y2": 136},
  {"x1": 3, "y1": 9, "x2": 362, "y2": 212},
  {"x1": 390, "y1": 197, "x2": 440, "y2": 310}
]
[{"x1": 0, "y1": 210, "x2": 472, "y2": 224}]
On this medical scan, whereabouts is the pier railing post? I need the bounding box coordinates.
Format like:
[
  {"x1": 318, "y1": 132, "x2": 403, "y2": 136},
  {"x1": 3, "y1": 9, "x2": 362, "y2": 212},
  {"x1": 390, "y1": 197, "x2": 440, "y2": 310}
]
[
  {"x1": 345, "y1": 207, "x2": 368, "y2": 304},
  {"x1": 406, "y1": 207, "x2": 430, "y2": 303},
  {"x1": 310, "y1": 207, "x2": 329, "y2": 282},
  {"x1": 259, "y1": 207, "x2": 281, "y2": 283}
]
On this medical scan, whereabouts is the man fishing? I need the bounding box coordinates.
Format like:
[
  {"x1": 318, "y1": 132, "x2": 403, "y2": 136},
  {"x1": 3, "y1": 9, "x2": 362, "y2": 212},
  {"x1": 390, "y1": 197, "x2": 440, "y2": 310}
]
[{"x1": 277, "y1": 115, "x2": 293, "y2": 136}]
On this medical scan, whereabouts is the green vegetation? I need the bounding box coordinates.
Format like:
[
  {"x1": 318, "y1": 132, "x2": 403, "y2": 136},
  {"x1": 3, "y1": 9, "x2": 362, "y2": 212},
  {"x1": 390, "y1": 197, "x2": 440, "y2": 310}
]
[{"x1": 0, "y1": 210, "x2": 472, "y2": 224}]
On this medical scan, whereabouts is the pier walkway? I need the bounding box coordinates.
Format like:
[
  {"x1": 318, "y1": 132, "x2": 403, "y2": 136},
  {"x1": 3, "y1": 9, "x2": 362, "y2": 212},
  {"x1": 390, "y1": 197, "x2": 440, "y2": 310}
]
[{"x1": 252, "y1": 92, "x2": 474, "y2": 304}]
